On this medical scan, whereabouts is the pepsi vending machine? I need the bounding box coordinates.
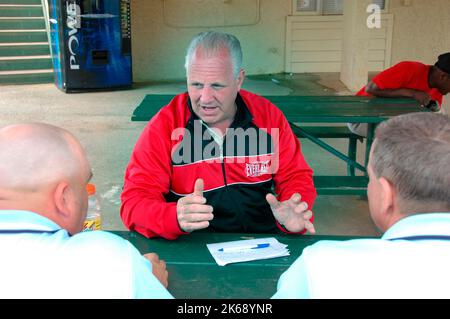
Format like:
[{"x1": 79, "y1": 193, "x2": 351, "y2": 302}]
[{"x1": 47, "y1": 0, "x2": 132, "y2": 92}]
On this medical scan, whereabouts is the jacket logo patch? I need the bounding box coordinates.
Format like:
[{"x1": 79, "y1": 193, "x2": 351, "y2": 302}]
[{"x1": 246, "y1": 161, "x2": 269, "y2": 177}]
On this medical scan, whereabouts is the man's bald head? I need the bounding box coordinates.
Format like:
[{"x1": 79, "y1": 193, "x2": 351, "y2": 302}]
[{"x1": 0, "y1": 123, "x2": 89, "y2": 191}]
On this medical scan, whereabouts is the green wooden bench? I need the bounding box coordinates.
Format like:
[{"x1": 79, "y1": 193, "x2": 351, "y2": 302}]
[
  {"x1": 296, "y1": 126, "x2": 362, "y2": 177},
  {"x1": 313, "y1": 176, "x2": 368, "y2": 195}
]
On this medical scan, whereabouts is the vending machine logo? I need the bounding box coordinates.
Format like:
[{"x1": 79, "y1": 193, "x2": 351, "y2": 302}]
[{"x1": 66, "y1": 1, "x2": 81, "y2": 70}]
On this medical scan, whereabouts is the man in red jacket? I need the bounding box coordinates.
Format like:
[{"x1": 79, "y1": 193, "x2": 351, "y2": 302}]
[
  {"x1": 349, "y1": 52, "x2": 450, "y2": 136},
  {"x1": 121, "y1": 31, "x2": 317, "y2": 240}
]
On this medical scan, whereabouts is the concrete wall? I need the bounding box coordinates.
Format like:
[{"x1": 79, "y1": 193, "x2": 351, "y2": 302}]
[
  {"x1": 385, "y1": 0, "x2": 450, "y2": 109},
  {"x1": 389, "y1": 0, "x2": 450, "y2": 66},
  {"x1": 130, "y1": 0, "x2": 450, "y2": 83},
  {"x1": 340, "y1": 0, "x2": 371, "y2": 91},
  {"x1": 131, "y1": 0, "x2": 291, "y2": 82}
]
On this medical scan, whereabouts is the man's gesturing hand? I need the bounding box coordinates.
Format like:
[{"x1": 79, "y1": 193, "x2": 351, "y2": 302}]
[
  {"x1": 176, "y1": 178, "x2": 214, "y2": 233},
  {"x1": 266, "y1": 193, "x2": 315, "y2": 234}
]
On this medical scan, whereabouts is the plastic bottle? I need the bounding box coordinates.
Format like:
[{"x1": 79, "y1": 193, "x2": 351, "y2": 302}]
[{"x1": 83, "y1": 183, "x2": 102, "y2": 231}]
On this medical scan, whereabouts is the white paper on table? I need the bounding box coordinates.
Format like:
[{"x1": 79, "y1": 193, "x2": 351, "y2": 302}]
[{"x1": 206, "y1": 237, "x2": 290, "y2": 266}]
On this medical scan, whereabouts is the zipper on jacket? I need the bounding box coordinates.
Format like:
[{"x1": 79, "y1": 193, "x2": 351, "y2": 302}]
[
  {"x1": 202, "y1": 122, "x2": 228, "y2": 186},
  {"x1": 202, "y1": 121, "x2": 250, "y2": 231}
]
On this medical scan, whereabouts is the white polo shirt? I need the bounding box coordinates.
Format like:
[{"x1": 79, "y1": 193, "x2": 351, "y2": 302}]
[
  {"x1": 272, "y1": 213, "x2": 450, "y2": 299},
  {"x1": 0, "y1": 210, "x2": 173, "y2": 299}
]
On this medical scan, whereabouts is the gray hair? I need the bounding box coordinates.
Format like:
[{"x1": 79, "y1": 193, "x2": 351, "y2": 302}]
[
  {"x1": 184, "y1": 31, "x2": 243, "y2": 78},
  {"x1": 371, "y1": 112, "x2": 450, "y2": 210}
]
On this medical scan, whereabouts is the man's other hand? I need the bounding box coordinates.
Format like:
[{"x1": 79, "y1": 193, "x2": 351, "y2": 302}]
[
  {"x1": 144, "y1": 253, "x2": 169, "y2": 288},
  {"x1": 266, "y1": 193, "x2": 315, "y2": 234}
]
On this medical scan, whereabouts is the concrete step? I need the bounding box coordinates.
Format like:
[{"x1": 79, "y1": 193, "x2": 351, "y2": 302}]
[
  {"x1": 0, "y1": 55, "x2": 52, "y2": 71},
  {"x1": 0, "y1": 5, "x2": 43, "y2": 17},
  {"x1": 0, "y1": 2, "x2": 52, "y2": 85},
  {"x1": 0, "y1": 30, "x2": 47, "y2": 42},
  {"x1": 0, "y1": 17, "x2": 45, "y2": 29},
  {"x1": 0, "y1": 0, "x2": 41, "y2": 4},
  {"x1": 0, "y1": 42, "x2": 50, "y2": 56},
  {"x1": 0, "y1": 68, "x2": 53, "y2": 84}
]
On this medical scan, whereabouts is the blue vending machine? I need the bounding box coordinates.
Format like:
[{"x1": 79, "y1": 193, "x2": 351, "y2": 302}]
[{"x1": 47, "y1": 0, "x2": 132, "y2": 92}]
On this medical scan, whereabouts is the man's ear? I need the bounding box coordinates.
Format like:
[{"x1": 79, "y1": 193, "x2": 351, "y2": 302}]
[
  {"x1": 53, "y1": 181, "x2": 71, "y2": 219},
  {"x1": 237, "y1": 69, "x2": 245, "y2": 90},
  {"x1": 378, "y1": 176, "x2": 396, "y2": 217}
]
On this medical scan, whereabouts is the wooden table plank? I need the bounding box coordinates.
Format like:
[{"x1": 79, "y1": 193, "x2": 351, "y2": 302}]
[{"x1": 114, "y1": 231, "x2": 371, "y2": 299}]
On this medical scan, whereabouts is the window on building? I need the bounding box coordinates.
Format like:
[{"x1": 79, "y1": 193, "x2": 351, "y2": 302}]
[{"x1": 293, "y1": 0, "x2": 387, "y2": 15}]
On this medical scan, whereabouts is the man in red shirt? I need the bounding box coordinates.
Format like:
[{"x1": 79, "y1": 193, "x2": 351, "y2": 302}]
[
  {"x1": 349, "y1": 52, "x2": 450, "y2": 136},
  {"x1": 121, "y1": 32, "x2": 317, "y2": 240}
]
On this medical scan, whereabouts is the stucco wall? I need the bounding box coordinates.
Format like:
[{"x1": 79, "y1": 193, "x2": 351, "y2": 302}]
[
  {"x1": 389, "y1": 0, "x2": 450, "y2": 109},
  {"x1": 340, "y1": 0, "x2": 372, "y2": 91},
  {"x1": 131, "y1": 0, "x2": 291, "y2": 82},
  {"x1": 130, "y1": 0, "x2": 450, "y2": 83},
  {"x1": 389, "y1": 0, "x2": 450, "y2": 66}
]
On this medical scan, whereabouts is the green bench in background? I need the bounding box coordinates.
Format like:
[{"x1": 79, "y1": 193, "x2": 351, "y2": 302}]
[
  {"x1": 314, "y1": 175, "x2": 368, "y2": 195},
  {"x1": 293, "y1": 125, "x2": 361, "y2": 177}
]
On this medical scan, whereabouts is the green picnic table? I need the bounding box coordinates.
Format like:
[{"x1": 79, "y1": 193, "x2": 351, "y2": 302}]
[
  {"x1": 131, "y1": 94, "x2": 426, "y2": 195},
  {"x1": 114, "y1": 231, "x2": 370, "y2": 299}
]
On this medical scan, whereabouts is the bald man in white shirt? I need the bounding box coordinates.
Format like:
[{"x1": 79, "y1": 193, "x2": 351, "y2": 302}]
[{"x1": 0, "y1": 123, "x2": 172, "y2": 298}]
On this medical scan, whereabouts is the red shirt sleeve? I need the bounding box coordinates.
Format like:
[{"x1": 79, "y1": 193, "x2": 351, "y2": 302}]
[
  {"x1": 355, "y1": 62, "x2": 415, "y2": 96},
  {"x1": 371, "y1": 61, "x2": 416, "y2": 90},
  {"x1": 356, "y1": 86, "x2": 371, "y2": 96},
  {"x1": 120, "y1": 110, "x2": 187, "y2": 240}
]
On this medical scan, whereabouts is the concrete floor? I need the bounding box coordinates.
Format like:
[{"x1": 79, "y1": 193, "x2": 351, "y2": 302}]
[{"x1": 0, "y1": 73, "x2": 381, "y2": 236}]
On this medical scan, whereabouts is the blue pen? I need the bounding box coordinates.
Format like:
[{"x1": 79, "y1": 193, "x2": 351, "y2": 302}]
[{"x1": 218, "y1": 243, "x2": 270, "y2": 252}]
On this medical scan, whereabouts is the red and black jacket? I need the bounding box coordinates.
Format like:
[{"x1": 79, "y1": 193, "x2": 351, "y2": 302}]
[{"x1": 121, "y1": 90, "x2": 316, "y2": 239}]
